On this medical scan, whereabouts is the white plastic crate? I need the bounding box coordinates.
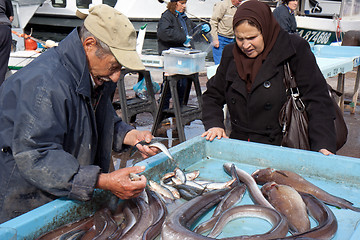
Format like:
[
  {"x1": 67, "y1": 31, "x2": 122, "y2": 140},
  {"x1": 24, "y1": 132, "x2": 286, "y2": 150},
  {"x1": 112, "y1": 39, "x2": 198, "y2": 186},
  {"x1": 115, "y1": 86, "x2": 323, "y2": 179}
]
[{"x1": 162, "y1": 48, "x2": 207, "y2": 75}]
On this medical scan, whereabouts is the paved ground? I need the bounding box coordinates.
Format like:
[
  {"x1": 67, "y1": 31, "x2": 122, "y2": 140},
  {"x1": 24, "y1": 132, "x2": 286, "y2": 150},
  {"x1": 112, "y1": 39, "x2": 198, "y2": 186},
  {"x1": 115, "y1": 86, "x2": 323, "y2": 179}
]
[{"x1": 112, "y1": 67, "x2": 360, "y2": 167}]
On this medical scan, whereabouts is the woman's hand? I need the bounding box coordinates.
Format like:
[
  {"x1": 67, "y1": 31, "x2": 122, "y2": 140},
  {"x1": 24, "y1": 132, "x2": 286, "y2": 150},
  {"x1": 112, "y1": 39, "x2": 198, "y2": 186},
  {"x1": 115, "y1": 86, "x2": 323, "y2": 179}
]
[
  {"x1": 201, "y1": 127, "x2": 228, "y2": 141},
  {"x1": 96, "y1": 166, "x2": 147, "y2": 199},
  {"x1": 319, "y1": 149, "x2": 334, "y2": 156},
  {"x1": 124, "y1": 129, "x2": 159, "y2": 158}
]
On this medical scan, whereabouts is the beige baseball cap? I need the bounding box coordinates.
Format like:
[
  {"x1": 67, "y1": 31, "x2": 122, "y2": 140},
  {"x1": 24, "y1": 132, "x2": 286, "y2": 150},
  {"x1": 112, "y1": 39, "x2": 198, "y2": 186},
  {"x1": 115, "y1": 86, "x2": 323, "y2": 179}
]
[{"x1": 76, "y1": 4, "x2": 144, "y2": 70}]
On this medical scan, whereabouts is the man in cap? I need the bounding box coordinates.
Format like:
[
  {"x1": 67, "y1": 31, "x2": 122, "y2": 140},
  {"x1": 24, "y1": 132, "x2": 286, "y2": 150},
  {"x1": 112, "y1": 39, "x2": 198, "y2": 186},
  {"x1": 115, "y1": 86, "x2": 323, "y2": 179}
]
[{"x1": 0, "y1": 4, "x2": 158, "y2": 223}]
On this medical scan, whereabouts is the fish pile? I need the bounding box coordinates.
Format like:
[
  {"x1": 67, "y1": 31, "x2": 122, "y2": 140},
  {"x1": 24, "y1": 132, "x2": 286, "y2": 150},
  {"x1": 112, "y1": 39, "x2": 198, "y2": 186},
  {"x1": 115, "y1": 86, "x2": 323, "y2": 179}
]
[
  {"x1": 36, "y1": 188, "x2": 167, "y2": 240},
  {"x1": 161, "y1": 163, "x2": 358, "y2": 239},
  {"x1": 148, "y1": 167, "x2": 236, "y2": 202},
  {"x1": 37, "y1": 164, "x2": 359, "y2": 240}
]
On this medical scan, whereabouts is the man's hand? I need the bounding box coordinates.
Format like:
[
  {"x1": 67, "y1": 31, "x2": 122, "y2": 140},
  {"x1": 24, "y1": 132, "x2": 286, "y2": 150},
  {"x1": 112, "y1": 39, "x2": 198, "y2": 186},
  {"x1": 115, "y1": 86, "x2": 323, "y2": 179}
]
[
  {"x1": 124, "y1": 129, "x2": 158, "y2": 158},
  {"x1": 96, "y1": 166, "x2": 147, "y2": 199},
  {"x1": 213, "y1": 39, "x2": 220, "y2": 48}
]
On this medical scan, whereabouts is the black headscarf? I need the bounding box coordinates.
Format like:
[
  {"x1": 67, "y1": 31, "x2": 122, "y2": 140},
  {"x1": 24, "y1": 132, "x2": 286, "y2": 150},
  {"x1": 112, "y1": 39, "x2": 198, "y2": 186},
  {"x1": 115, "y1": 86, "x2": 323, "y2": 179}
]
[{"x1": 232, "y1": 0, "x2": 280, "y2": 91}]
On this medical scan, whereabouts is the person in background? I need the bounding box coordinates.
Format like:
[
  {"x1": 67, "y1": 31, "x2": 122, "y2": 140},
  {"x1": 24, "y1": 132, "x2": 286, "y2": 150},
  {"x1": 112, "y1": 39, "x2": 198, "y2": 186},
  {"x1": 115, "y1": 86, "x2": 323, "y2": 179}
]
[
  {"x1": 0, "y1": 5, "x2": 159, "y2": 223},
  {"x1": 210, "y1": 0, "x2": 242, "y2": 65},
  {"x1": 0, "y1": 0, "x2": 14, "y2": 85},
  {"x1": 201, "y1": 0, "x2": 336, "y2": 155},
  {"x1": 157, "y1": 0, "x2": 210, "y2": 110},
  {"x1": 273, "y1": 0, "x2": 298, "y2": 33}
]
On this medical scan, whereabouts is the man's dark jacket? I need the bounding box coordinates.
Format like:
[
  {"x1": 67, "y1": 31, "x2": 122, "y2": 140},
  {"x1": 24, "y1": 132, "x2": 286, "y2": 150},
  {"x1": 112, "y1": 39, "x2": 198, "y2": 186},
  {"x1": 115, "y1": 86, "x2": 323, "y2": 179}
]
[
  {"x1": 202, "y1": 29, "x2": 337, "y2": 153},
  {"x1": 0, "y1": 28, "x2": 133, "y2": 223},
  {"x1": 157, "y1": 9, "x2": 197, "y2": 55}
]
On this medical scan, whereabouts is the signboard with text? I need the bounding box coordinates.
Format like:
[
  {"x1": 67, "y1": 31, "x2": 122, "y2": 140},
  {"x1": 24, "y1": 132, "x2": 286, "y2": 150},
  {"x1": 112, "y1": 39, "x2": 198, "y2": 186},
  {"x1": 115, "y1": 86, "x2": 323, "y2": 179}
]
[{"x1": 297, "y1": 28, "x2": 343, "y2": 45}]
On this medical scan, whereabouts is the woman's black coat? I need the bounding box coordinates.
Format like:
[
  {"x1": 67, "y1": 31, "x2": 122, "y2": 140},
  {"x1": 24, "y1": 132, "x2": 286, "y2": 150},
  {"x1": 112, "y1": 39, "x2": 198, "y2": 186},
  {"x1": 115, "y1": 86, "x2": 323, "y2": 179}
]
[{"x1": 202, "y1": 29, "x2": 337, "y2": 153}]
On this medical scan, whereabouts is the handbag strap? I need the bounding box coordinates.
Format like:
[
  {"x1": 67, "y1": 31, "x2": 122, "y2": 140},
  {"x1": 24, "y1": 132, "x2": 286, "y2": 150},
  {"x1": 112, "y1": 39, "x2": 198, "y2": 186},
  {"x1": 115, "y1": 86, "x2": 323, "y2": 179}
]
[
  {"x1": 283, "y1": 62, "x2": 306, "y2": 112},
  {"x1": 283, "y1": 62, "x2": 297, "y2": 89}
]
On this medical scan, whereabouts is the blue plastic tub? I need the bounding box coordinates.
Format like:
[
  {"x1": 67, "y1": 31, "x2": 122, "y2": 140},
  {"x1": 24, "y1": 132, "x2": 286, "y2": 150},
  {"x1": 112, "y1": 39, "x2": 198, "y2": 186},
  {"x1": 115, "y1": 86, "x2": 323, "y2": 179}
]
[{"x1": 1, "y1": 136, "x2": 360, "y2": 239}]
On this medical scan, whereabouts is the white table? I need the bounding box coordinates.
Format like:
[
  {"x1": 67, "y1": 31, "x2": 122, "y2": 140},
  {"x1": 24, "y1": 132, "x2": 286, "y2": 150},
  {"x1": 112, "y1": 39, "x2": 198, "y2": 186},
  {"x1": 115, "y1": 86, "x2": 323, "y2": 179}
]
[{"x1": 313, "y1": 45, "x2": 360, "y2": 113}]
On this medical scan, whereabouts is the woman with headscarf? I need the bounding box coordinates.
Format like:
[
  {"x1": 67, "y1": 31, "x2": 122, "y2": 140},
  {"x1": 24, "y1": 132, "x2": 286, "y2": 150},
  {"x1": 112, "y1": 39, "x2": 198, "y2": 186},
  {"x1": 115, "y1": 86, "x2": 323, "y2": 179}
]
[{"x1": 201, "y1": 0, "x2": 336, "y2": 155}]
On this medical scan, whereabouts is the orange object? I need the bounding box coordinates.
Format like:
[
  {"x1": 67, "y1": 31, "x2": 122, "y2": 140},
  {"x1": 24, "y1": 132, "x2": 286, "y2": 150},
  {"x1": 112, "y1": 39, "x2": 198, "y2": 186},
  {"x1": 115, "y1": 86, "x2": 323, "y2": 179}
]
[{"x1": 25, "y1": 38, "x2": 37, "y2": 50}]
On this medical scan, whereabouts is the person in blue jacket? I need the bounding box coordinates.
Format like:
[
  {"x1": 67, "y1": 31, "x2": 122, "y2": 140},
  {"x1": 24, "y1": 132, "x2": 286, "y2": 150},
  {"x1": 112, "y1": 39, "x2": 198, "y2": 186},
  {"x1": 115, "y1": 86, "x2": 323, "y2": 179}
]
[
  {"x1": 0, "y1": 5, "x2": 158, "y2": 223},
  {"x1": 157, "y1": 0, "x2": 210, "y2": 110},
  {"x1": 273, "y1": 0, "x2": 298, "y2": 33}
]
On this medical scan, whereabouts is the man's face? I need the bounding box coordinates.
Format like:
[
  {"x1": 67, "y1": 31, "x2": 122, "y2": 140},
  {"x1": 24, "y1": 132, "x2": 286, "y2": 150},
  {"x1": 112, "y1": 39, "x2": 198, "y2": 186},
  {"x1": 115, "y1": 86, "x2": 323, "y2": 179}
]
[{"x1": 84, "y1": 37, "x2": 122, "y2": 87}]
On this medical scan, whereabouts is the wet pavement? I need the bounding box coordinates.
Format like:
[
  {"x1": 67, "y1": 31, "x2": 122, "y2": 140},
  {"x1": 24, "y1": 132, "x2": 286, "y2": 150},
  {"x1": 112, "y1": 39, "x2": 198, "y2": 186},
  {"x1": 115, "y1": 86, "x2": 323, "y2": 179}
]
[{"x1": 112, "y1": 68, "x2": 360, "y2": 167}]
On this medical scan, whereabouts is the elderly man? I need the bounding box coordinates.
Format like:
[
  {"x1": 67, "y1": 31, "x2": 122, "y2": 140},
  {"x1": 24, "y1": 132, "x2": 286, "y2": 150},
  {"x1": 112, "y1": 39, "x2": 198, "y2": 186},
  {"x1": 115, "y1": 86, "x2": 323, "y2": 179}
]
[
  {"x1": 210, "y1": 0, "x2": 242, "y2": 65},
  {"x1": 0, "y1": 4, "x2": 158, "y2": 223}
]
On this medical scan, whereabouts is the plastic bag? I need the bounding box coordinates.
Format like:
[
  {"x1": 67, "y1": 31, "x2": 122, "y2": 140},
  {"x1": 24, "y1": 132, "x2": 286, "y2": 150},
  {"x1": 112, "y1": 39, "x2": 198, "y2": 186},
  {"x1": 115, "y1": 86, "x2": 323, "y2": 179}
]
[{"x1": 133, "y1": 77, "x2": 160, "y2": 100}]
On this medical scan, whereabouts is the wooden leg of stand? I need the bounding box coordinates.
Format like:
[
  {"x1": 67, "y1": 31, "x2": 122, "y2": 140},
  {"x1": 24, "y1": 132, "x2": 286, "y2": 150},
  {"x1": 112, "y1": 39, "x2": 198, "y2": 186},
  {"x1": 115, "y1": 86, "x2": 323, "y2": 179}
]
[
  {"x1": 169, "y1": 76, "x2": 186, "y2": 142},
  {"x1": 337, "y1": 73, "x2": 345, "y2": 112},
  {"x1": 151, "y1": 77, "x2": 169, "y2": 136},
  {"x1": 351, "y1": 66, "x2": 360, "y2": 114}
]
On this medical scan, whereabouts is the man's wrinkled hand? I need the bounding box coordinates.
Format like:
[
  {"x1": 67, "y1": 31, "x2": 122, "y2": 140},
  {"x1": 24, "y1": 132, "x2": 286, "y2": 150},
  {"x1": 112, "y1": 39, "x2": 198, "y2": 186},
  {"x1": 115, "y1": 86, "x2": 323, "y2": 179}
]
[
  {"x1": 96, "y1": 166, "x2": 147, "y2": 199},
  {"x1": 124, "y1": 129, "x2": 158, "y2": 158}
]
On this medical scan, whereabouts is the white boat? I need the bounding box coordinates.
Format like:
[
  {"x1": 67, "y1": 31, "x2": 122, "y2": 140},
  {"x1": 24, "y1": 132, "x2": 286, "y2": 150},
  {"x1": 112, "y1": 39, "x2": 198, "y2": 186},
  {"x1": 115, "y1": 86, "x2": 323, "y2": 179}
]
[
  {"x1": 29, "y1": 0, "x2": 220, "y2": 33},
  {"x1": 295, "y1": 0, "x2": 360, "y2": 45},
  {"x1": 11, "y1": 0, "x2": 46, "y2": 51}
]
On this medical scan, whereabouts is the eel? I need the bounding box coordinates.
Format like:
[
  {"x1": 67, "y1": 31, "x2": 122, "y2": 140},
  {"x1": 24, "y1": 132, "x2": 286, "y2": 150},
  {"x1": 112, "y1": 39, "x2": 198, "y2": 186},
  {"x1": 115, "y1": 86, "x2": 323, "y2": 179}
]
[
  {"x1": 161, "y1": 188, "x2": 230, "y2": 240},
  {"x1": 223, "y1": 163, "x2": 275, "y2": 210},
  {"x1": 252, "y1": 167, "x2": 360, "y2": 212},
  {"x1": 35, "y1": 215, "x2": 94, "y2": 240},
  {"x1": 279, "y1": 193, "x2": 338, "y2": 240},
  {"x1": 261, "y1": 182, "x2": 310, "y2": 234},
  {"x1": 207, "y1": 204, "x2": 289, "y2": 239},
  {"x1": 193, "y1": 183, "x2": 246, "y2": 234},
  {"x1": 142, "y1": 189, "x2": 168, "y2": 240},
  {"x1": 118, "y1": 201, "x2": 138, "y2": 237},
  {"x1": 120, "y1": 191, "x2": 154, "y2": 240}
]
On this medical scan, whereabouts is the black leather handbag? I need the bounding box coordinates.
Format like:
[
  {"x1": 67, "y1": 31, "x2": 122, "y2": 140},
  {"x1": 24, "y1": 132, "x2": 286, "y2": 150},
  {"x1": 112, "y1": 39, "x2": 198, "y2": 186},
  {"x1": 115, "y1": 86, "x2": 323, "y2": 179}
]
[
  {"x1": 279, "y1": 62, "x2": 348, "y2": 151},
  {"x1": 279, "y1": 62, "x2": 310, "y2": 150}
]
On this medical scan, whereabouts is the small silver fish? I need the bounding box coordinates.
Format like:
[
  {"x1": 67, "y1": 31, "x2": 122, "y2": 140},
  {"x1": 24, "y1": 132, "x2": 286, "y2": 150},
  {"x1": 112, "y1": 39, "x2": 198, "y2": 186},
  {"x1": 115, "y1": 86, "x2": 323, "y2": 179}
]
[
  {"x1": 185, "y1": 170, "x2": 200, "y2": 181},
  {"x1": 129, "y1": 173, "x2": 141, "y2": 181},
  {"x1": 148, "y1": 180, "x2": 175, "y2": 201},
  {"x1": 174, "y1": 167, "x2": 187, "y2": 184},
  {"x1": 148, "y1": 142, "x2": 177, "y2": 165}
]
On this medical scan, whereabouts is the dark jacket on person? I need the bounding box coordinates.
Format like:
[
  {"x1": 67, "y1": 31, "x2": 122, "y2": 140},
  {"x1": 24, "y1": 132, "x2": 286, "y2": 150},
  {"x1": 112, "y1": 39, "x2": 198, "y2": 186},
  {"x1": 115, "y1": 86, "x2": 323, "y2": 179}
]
[
  {"x1": 202, "y1": 29, "x2": 337, "y2": 153},
  {"x1": 157, "y1": 9, "x2": 197, "y2": 55},
  {"x1": 0, "y1": 28, "x2": 134, "y2": 223},
  {"x1": 273, "y1": 4, "x2": 297, "y2": 33},
  {"x1": 0, "y1": 0, "x2": 13, "y2": 25}
]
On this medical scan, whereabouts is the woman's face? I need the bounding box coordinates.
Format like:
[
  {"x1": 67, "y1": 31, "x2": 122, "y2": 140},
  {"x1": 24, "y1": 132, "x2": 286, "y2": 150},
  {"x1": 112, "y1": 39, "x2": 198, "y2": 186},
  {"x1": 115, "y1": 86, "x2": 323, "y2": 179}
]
[
  {"x1": 175, "y1": 1, "x2": 187, "y2": 13},
  {"x1": 234, "y1": 21, "x2": 264, "y2": 58},
  {"x1": 288, "y1": 0, "x2": 298, "y2": 11}
]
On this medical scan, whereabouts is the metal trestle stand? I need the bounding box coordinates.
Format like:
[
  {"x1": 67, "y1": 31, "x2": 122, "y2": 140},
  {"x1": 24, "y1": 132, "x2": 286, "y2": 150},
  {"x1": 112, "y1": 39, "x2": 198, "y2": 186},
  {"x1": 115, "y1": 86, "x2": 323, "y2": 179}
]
[
  {"x1": 151, "y1": 73, "x2": 203, "y2": 142},
  {"x1": 113, "y1": 68, "x2": 158, "y2": 124}
]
